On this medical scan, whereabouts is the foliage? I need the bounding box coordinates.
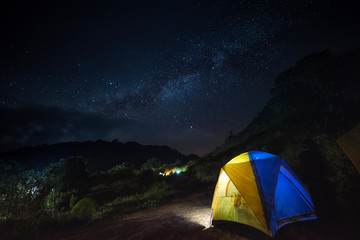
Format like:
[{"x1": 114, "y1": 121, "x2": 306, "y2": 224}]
[
  {"x1": 105, "y1": 162, "x2": 135, "y2": 176},
  {"x1": 0, "y1": 145, "x2": 187, "y2": 239},
  {"x1": 93, "y1": 181, "x2": 178, "y2": 220},
  {"x1": 141, "y1": 157, "x2": 162, "y2": 171},
  {"x1": 189, "y1": 160, "x2": 222, "y2": 184},
  {"x1": 69, "y1": 193, "x2": 78, "y2": 209},
  {"x1": 45, "y1": 189, "x2": 77, "y2": 216},
  {"x1": 0, "y1": 156, "x2": 94, "y2": 238},
  {"x1": 0, "y1": 162, "x2": 46, "y2": 220},
  {"x1": 43, "y1": 156, "x2": 89, "y2": 194},
  {"x1": 71, "y1": 197, "x2": 98, "y2": 219}
]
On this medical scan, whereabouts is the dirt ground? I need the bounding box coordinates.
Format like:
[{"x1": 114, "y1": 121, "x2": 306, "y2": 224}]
[{"x1": 47, "y1": 194, "x2": 360, "y2": 240}]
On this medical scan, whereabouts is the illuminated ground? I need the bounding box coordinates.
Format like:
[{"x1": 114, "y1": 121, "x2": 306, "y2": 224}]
[
  {"x1": 48, "y1": 194, "x2": 359, "y2": 240},
  {"x1": 48, "y1": 194, "x2": 253, "y2": 240}
]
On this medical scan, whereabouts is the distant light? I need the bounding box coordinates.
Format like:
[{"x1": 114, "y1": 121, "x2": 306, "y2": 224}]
[{"x1": 176, "y1": 170, "x2": 180, "y2": 174}]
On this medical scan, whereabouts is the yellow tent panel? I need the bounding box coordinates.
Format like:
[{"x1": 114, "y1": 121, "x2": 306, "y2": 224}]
[
  {"x1": 211, "y1": 153, "x2": 268, "y2": 234},
  {"x1": 211, "y1": 168, "x2": 268, "y2": 234}
]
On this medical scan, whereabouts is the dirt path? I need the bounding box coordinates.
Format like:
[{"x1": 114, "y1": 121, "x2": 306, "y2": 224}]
[
  {"x1": 48, "y1": 194, "x2": 255, "y2": 240},
  {"x1": 47, "y1": 194, "x2": 359, "y2": 240}
]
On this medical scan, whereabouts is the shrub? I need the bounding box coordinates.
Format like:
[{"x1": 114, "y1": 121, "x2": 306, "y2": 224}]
[
  {"x1": 69, "y1": 193, "x2": 78, "y2": 209},
  {"x1": 93, "y1": 181, "x2": 179, "y2": 220},
  {"x1": 141, "y1": 157, "x2": 162, "y2": 171},
  {"x1": 0, "y1": 162, "x2": 47, "y2": 220},
  {"x1": 71, "y1": 197, "x2": 98, "y2": 219},
  {"x1": 43, "y1": 156, "x2": 89, "y2": 194}
]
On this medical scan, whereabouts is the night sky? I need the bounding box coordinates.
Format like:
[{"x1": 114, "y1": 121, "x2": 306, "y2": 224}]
[{"x1": 1, "y1": 0, "x2": 359, "y2": 156}]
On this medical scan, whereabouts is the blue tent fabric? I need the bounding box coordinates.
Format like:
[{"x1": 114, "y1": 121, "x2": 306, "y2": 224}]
[
  {"x1": 248, "y1": 151, "x2": 282, "y2": 225},
  {"x1": 250, "y1": 151, "x2": 316, "y2": 235},
  {"x1": 275, "y1": 171, "x2": 315, "y2": 216},
  {"x1": 280, "y1": 160, "x2": 314, "y2": 206}
]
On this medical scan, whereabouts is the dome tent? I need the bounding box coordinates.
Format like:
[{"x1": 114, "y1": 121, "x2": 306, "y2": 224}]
[{"x1": 210, "y1": 151, "x2": 316, "y2": 237}]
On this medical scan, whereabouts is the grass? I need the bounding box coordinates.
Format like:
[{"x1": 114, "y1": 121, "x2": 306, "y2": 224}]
[{"x1": 93, "y1": 181, "x2": 179, "y2": 220}]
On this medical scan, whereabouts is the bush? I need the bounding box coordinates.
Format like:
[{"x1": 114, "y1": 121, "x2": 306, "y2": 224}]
[
  {"x1": 93, "y1": 181, "x2": 179, "y2": 220},
  {"x1": 71, "y1": 197, "x2": 98, "y2": 219},
  {"x1": 43, "y1": 156, "x2": 89, "y2": 194},
  {"x1": 0, "y1": 162, "x2": 47, "y2": 220},
  {"x1": 141, "y1": 157, "x2": 162, "y2": 171}
]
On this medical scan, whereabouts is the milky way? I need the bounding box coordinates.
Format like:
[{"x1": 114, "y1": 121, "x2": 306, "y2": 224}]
[{"x1": 1, "y1": 0, "x2": 359, "y2": 155}]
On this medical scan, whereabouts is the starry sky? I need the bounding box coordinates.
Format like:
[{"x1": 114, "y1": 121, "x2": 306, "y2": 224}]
[{"x1": 1, "y1": 0, "x2": 359, "y2": 156}]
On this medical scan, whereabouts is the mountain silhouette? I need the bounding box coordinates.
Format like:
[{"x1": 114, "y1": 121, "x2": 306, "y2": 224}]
[{"x1": 0, "y1": 140, "x2": 197, "y2": 172}]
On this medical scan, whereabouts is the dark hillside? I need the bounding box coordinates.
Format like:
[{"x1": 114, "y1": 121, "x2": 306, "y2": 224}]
[
  {"x1": 191, "y1": 49, "x2": 360, "y2": 221},
  {"x1": 0, "y1": 140, "x2": 194, "y2": 172},
  {"x1": 224, "y1": 49, "x2": 360, "y2": 150}
]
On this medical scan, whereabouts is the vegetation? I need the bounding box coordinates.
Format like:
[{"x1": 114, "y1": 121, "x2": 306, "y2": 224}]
[
  {"x1": 71, "y1": 197, "x2": 98, "y2": 219},
  {"x1": 0, "y1": 155, "x2": 189, "y2": 239}
]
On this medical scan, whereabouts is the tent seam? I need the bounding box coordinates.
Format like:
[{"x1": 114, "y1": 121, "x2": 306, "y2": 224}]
[
  {"x1": 279, "y1": 171, "x2": 315, "y2": 212},
  {"x1": 248, "y1": 152, "x2": 270, "y2": 231}
]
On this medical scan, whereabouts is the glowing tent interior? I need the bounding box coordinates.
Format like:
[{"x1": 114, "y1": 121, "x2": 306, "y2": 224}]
[{"x1": 210, "y1": 151, "x2": 316, "y2": 237}]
